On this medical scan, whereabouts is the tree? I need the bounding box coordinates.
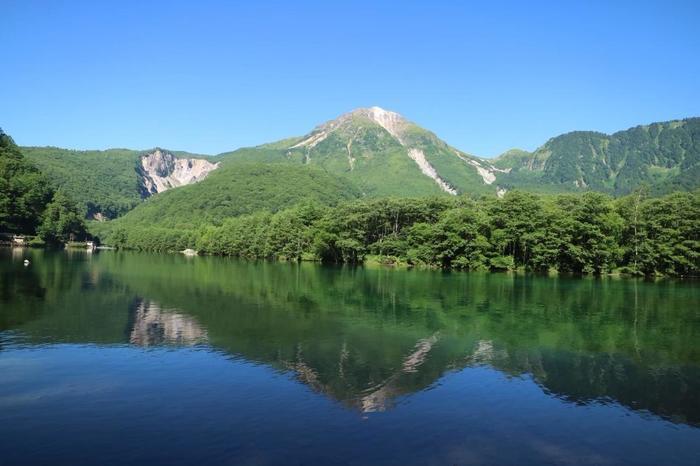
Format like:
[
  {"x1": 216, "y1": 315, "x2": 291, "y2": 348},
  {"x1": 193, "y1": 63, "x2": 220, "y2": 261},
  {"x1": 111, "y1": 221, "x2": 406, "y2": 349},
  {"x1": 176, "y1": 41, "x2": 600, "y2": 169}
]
[
  {"x1": 637, "y1": 191, "x2": 699, "y2": 276},
  {"x1": 0, "y1": 128, "x2": 53, "y2": 233},
  {"x1": 487, "y1": 191, "x2": 548, "y2": 269},
  {"x1": 616, "y1": 185, "x2": 650, "y2": 274},
  {"x1": 554, "y1": 193, "x2": 623, "y2": 273},
  {"x1": 37, "y1": 190, "x2": 86, "y2": 244},
  {"x1": 406, "y1": 204, "x2": 489, "y2": 269}
]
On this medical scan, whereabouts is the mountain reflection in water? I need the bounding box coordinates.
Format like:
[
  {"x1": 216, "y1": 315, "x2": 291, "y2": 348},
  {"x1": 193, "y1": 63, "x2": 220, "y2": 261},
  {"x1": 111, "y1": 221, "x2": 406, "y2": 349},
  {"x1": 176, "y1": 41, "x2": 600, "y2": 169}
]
[
  {"x1": 128, "y1": 300, "x2": 207, "y2": 347},
  {"x1": 1, "y1": 249, "x2": 699, "y2": 429}
]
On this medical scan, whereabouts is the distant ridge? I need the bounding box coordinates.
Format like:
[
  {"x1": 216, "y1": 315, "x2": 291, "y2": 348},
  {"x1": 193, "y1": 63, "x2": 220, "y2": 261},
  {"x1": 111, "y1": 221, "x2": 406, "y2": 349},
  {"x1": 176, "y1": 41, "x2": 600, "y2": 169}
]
[
  {"x1": 494, "y1": 117, "x2": 700, "y2": 194},
  {"x1": 17, "y1": 112, "x2": 700, "y2": 221}
]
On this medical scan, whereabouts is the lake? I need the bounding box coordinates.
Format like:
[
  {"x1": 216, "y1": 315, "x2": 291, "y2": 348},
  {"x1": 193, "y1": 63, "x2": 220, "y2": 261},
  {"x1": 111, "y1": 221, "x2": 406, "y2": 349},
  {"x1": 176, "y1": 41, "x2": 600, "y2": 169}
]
[{"x1": 1, "y1": 249, "x2": 699, "y2": 465}]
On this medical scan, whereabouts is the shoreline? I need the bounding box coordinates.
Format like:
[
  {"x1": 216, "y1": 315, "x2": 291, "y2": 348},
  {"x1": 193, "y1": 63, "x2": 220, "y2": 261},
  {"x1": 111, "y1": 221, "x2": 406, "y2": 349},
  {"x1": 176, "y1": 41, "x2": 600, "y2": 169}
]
[{"x1": 5, "y1": 246, "x2": 698, "y2": 280}]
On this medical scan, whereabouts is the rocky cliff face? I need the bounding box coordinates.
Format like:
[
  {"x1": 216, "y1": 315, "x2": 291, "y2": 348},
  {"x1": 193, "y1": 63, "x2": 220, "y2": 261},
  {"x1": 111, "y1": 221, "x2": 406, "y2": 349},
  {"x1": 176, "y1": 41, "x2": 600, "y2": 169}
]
[{"x1": 138, "y1": 149, "x2": 219, "y2": 197}]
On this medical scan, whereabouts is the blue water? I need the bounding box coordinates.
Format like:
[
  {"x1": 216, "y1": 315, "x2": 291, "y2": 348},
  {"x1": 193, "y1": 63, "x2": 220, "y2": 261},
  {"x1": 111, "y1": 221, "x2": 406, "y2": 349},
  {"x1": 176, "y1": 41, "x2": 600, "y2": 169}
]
[{"x1": 1, "y1": 250, "x2": 699, "y2": 465}]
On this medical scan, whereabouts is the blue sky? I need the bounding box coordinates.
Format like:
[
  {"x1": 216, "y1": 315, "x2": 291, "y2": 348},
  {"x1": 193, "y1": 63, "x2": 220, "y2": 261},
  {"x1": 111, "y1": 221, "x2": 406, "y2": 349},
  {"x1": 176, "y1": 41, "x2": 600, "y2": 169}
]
[{"x1": 2, "y1": 0, "x2": 699, "y2": 157}]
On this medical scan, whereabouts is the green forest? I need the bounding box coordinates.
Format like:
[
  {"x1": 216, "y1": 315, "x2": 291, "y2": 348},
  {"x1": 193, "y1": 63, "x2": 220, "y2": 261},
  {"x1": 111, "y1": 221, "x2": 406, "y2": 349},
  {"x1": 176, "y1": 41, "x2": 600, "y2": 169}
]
[
  {"x1": 496, "y1": 118, "x2": 700, "y2": 195},
  {"x1": 4, "y1": 123, "x2": 699, "y2": 276},
  {"x1": 21, "y1": 146, "x2": 215, "y2": 219},
  {"x1": 21, "y1": 146, "x2": 144, "y2": 218},
  {"x1": 94, "y1": 189, "x2": 699, "y2": 277},
  {"x1": 107, "y1": 161, "x2": 360, "y2": 229},
  {"x1": 0, "y1": 129, "x2": 86, "y2": 244}
]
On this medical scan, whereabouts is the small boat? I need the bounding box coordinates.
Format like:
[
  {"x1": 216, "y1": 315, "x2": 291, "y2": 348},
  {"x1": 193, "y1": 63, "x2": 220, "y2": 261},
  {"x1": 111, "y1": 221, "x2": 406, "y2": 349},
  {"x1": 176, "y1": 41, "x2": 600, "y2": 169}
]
[{"x1": 23, "y1": 259, "x2": 30, "y2": 266}]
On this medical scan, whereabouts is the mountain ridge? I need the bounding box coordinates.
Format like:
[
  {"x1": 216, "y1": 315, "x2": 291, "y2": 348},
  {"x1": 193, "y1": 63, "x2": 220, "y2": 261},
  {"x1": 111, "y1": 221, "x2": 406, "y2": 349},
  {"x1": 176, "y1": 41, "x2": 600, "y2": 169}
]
[
  {"x1": 222, "y1": 106, "x2": 505, "y2": 197},
  {"x1": 494, "y1": 117, "x2": 700, "y2": 194},
  {"x1": 15, "y1": 111, "x2": 700, "y2": 221}
]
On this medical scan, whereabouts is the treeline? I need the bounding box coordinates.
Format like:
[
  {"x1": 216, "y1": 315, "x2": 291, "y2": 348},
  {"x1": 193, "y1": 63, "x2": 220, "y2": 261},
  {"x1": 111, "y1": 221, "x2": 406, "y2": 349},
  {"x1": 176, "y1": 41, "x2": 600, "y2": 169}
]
[
  {"x1": 97, "y1": 189, "x2": 699, "y2": 277},
  {"x1": 0, "y1": 129, "x2": 86, "y2": 244}
]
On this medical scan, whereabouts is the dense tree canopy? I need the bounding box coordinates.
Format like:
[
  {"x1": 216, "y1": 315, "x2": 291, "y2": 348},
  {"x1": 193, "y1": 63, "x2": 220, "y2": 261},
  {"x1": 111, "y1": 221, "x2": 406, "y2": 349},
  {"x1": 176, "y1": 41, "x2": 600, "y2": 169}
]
[
  {"x1": 21, "y1": 146, "x2": 145, "y2": 219},
  {"x1": 37, "y1": 189, "x2": 87, "y2": 244},
  {"x1": 96, "y1": 161, "x2": 361, "y2": 229},
  {"x1": 93, "y1": 190, "x2": 699, "y2": 277},
  {"x1": 496, "y1": 118, "x2": 700, "y2": 195},
  {"x1": 1, "y1": 129, "x2": 53, "y2": 234},
  {"x1": 1, "y1": 129, "x2": 86, "y2": 242}
]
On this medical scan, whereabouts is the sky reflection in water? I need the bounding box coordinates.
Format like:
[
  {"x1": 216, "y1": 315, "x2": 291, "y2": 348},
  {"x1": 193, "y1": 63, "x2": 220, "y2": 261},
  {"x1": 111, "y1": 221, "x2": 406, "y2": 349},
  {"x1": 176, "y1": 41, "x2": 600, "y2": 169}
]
[{"x1": 1, "y1": 249, "x2": 699, "y2": 465}]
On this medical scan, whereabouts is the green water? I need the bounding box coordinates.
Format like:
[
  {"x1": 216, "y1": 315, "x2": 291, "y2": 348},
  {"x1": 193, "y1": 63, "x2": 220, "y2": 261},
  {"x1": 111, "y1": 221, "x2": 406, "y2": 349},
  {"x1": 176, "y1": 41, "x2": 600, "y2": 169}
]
[{"x1": 1, "y1": 249, "x2": 699, "y2": 465}]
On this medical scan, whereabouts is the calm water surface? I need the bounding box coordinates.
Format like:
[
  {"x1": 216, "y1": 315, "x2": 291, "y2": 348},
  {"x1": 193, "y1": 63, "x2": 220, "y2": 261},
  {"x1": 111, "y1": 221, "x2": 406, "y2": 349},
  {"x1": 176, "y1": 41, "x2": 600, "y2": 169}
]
[{"x1": 1, "y1": 249, "x2": 699, "y2": 465}]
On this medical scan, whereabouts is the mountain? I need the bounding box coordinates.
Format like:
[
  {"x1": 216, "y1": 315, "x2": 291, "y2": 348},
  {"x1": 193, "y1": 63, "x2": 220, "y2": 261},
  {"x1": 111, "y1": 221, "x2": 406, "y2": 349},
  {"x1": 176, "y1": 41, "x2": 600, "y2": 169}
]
[
  {"x1": 96, "y1": 161, "x2": 360, "y2": 230},
  {"x1": 22, "y1": 147, "x2": 218, "y2": 219},
  {"x1": 15, "y1": 111, "x2": 700, "y2": 225},
  {"x1": 493, "y1": 118, "x2": 700, "y2": 195},
  {"x1": 221, "y1": 107, "x2": 506, "y2": 197},
  {"x1": 491, "y1": 148, "x2": 533, "y2": 170},
  {"x1": 224, "y1": 109, "x2": 699, "y2": 199}
]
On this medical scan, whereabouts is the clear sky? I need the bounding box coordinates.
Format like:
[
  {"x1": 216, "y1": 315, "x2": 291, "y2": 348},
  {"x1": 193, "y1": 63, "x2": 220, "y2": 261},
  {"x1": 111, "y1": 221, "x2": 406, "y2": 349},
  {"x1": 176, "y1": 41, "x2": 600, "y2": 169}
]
[{"x1": 2, "y1": 0, "x2": 699, "y2": 157}]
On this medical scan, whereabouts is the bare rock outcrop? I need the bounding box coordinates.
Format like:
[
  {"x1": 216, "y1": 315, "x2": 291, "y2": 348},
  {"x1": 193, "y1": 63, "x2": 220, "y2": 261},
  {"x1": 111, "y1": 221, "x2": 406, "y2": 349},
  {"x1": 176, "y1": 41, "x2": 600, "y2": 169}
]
[{"x1": 138, "y1": 148, "x2": 218, "y2": 197}]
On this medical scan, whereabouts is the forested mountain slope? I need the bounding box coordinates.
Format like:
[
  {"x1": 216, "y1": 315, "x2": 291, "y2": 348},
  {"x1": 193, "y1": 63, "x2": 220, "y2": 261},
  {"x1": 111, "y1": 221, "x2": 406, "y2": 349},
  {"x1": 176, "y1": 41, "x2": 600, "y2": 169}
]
[
  {"x1": 22, "y1": 147, "x2": 142, "y2": 219},
  {"x1": 494, "y1": 118, "x2": 700, "y2": 195},
  {"x1": 220, "y1": 107, "x2": 506, "y2": 197},
  {"x1": 15, "y1": 112, "x2": 700, "y2": 226},
  {"x1": 93, "y1": 161, "x2": 360, "y2": 231},
  {"x1": 22, "y1": 147, "x2": 218, "y2": 219}
]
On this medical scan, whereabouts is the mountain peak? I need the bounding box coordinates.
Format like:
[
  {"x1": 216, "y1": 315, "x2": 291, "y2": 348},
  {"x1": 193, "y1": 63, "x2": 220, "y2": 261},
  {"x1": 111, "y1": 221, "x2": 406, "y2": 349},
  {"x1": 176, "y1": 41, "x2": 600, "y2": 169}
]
[
  {"x1": 350, "y1": 106, "x2": 403, "y2": 119},
  {"x1": 346, "y1": 106, "x2": 409, "y2": 143},
  {"x1": 291, "y1": 106, "x2": 410, "y2": 150},
  {"x1": 287, "y1": 107, "x2": 466, "y2": 195}
]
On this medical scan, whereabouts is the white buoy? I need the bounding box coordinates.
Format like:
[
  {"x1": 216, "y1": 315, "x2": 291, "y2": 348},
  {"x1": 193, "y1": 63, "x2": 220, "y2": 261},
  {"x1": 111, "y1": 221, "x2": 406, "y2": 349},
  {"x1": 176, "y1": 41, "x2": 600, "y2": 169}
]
[{"x1": 23, "y1": 259, "x2": 30, "y2": 266}]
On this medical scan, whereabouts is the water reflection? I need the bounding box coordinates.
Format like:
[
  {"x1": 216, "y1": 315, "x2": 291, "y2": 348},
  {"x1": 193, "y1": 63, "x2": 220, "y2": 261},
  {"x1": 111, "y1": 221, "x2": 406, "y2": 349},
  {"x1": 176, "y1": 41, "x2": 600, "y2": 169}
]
[
  {"x1": 359, "y1": 332, "x2": 440, "y2": 412},
  {"x1": 128, "y1": 299, "x2": 207, "y2": 347},
  {"x1": 1, "y1": 249, "x2": 699, "y2": 427}
]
